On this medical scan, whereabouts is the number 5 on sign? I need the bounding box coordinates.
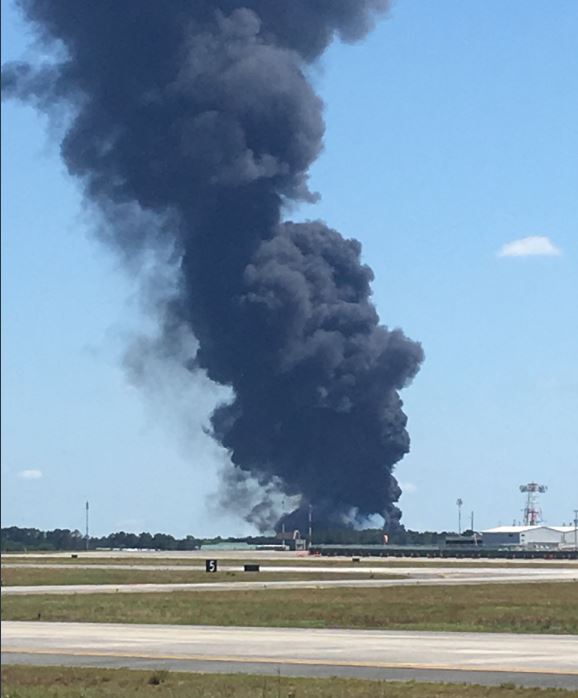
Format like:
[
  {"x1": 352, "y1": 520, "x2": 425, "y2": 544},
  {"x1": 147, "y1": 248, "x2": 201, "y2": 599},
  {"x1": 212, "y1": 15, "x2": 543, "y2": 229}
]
[{"x1": 205, "y1": 559, "x2": 218, "y2": 573}]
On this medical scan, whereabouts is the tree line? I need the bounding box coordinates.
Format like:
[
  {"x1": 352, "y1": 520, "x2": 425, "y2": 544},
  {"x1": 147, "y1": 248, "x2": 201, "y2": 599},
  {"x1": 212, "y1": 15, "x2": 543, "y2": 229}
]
[
  {"x1": 1, "y1": 526, "x2": 468, "y2": 552},
  {"x1": 0, "y1": 527, "x2": 202, "y2": 552}
]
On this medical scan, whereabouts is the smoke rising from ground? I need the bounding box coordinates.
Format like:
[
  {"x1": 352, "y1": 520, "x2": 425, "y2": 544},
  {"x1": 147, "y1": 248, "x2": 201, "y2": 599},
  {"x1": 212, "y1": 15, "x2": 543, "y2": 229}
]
[{"x1": 3, "y1": 0, "x2": 423, "y2": 531}]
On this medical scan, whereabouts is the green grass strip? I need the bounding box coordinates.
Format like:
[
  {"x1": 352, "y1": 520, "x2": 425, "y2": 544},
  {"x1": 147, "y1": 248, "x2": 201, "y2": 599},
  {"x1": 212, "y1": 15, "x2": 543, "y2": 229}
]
[{"x1": 3, "y1": 582, "x2": 577, "y2": 634}]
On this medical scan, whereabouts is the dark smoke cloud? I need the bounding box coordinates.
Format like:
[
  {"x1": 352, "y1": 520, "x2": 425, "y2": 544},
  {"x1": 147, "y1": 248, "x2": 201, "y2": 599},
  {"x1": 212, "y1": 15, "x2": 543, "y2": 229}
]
[{"x1": 3, "y1": 0, "x2": 423, "y2": 531}]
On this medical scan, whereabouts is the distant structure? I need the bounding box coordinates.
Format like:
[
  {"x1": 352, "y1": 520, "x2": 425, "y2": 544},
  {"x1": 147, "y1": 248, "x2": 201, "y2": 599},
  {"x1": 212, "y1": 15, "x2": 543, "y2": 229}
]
[
  {"x1": 456, "y1": 498, "x2": 463, "y2": 534},
  {"x1": 85, "y1": 501, "x2": 89, "y2": 551},
  {"x1": 520, "y1": 482, "x2": 547, "y2": 526},
  {"x1": 482, "y1": 524, "x2": 575, "y2": 549}
]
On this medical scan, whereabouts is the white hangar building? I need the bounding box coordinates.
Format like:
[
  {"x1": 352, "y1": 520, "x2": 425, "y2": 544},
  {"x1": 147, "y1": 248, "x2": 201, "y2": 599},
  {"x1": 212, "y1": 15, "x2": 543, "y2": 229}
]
[{"x1": 482, "y1": 525, "x2": 576, "y2": 548}]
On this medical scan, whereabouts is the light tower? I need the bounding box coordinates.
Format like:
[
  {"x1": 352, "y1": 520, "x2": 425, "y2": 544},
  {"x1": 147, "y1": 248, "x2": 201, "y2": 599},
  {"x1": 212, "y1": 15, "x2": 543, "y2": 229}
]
[
  {"x1": 456, "y1": 498, "x2": 463, "y2": 534},
  {"x1": 519, "y1": 483, "x2": 547, "y2": 526},
  {"x1": 85, "y1": 501, "x2": 90, "y2": 551}
]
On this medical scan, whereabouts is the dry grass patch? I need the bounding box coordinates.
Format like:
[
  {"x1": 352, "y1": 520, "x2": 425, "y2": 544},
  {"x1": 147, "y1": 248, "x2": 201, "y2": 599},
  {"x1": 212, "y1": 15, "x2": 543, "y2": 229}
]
[
  {"x1": 0, "y1": 567, "x2": 400, "y2": 586},
  {"x1": 2, "y1": 665, "x2": 575, "y2": 697}
]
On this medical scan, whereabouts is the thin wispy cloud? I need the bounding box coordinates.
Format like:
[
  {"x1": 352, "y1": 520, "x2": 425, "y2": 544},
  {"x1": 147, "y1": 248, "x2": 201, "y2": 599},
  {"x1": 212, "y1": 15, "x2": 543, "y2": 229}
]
[
  {"x1": 400, "y1": 481, "x2": 417, "y2": 495},
  {"x1": 497, "y1": 235, "x2": 562, "y2": 258},
  {"x1": 18, "y1": 469, "x2": 43, "y2": 480},
  {"x1": 115, "y1": 518, "x2": 145, "y2": 531}
]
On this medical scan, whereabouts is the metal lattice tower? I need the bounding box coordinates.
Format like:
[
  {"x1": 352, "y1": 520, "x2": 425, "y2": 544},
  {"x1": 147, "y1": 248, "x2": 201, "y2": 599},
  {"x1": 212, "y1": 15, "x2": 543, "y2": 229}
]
[{"x1": 519, "y1": 482, "x2": 547, "y2": 526}]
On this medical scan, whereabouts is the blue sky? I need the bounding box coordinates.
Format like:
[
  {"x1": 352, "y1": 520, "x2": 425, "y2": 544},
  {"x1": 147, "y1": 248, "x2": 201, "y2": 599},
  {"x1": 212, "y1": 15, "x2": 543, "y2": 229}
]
[{"x1": 2, "y1": 0, "x2": 577, "y2": 537}]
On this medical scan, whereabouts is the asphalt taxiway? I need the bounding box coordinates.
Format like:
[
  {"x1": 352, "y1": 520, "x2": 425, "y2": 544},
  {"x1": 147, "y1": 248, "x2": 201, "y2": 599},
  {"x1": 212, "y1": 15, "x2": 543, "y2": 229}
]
[{"x1": 3, "y1": 621, "x2": 577, "y2": 689}]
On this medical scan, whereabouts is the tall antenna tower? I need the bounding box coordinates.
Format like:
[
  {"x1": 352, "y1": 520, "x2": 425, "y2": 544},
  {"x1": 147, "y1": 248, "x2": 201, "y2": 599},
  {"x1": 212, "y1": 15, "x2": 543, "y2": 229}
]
[
  {"x1": 519, "y1": 483, "x2": 547, "y2": 526},
  {"x1": 85, "y1": 501, "x2": 90, "y2": 551},
  {"x1": 456, "y1": 498, "x2": 463, "y2": 534}
]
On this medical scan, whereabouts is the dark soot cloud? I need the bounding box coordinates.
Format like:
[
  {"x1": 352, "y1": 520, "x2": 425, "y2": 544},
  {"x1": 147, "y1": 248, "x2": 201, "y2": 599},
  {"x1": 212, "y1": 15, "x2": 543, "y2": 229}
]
[{"x1": 3, "y1": 0, "x2": 423, "y2": 531}]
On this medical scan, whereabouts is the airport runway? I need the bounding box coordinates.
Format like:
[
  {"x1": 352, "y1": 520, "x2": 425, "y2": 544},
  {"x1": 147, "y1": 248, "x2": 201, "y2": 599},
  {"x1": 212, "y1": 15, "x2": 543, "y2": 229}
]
[
  {"x1": 2, "y1": 566, "x2": 576, "y2": 596},
  {"x1": 3, "y1": 621, "x2": 577, "y2": 689},
  {"x1": 4, "y1": 562, "x2": 578, "y2": 577}
]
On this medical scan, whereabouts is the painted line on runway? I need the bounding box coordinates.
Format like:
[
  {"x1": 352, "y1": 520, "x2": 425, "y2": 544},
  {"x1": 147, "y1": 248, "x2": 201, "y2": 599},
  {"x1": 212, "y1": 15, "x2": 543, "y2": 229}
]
[{"x1": 3, "y1": 647, "x2": 577, "y2": 676}]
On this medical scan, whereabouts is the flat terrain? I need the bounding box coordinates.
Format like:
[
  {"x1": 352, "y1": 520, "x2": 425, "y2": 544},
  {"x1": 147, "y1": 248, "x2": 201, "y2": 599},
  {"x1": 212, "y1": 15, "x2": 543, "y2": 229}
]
[
  {"x1": 3, "y1": 582, "x2": 577, "y2": 634},
  {"x1": 3, "y1": 622, "x2": 577, "y2": 691},
  {"x1": 4, "y1": 552, "x2": 578, "y2": 568},
  {"x1": 2, "y1": 560, "x2": 575, "y2": 594},
  {"x1": 0, "y1": 567, "x2": 398, "y2": 586},
  {"x1": 2, "y1": 558, "x2": 578, "y2": 576},
  {"x1": 3, "y1": 665, "x2": 575, "y2": 697}
]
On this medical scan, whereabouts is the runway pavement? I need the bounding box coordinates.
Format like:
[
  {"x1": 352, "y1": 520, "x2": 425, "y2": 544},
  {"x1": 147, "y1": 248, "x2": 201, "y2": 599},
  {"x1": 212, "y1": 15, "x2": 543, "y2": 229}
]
[
  {"x1": 4, "y1": 562, "x2": 578, "y2": 576},
  {"x1": 3, "y1": 621, "x2": 577, "y2": 689},
  {"x1": 2, "y1": 564, "x2": 576, "y2": 596}
]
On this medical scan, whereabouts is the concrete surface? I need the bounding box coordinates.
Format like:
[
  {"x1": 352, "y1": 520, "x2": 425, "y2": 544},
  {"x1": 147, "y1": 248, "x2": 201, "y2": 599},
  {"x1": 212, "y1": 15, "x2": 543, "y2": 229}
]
[
  {"x1": 3, "y1": 622, "x2": 578, "y2": 689},
  {"x1": 2, "y1": 566, "x2": 576, "y2": 596},
  {"x1": 3, "y1": 562, "x2": 578, "y2": 576}
]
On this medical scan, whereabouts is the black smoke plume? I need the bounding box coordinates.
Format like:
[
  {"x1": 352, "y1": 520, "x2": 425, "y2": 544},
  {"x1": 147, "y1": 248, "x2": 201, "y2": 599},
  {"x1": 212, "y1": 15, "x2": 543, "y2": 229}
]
[{"x1": 3, "y1": 0, "x2": 423, "y2": 531}]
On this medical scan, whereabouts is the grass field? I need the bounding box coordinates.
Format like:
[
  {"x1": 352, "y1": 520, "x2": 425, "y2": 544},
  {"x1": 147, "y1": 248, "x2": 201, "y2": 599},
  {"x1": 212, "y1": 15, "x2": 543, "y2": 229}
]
[
  {"x1": 4, "y1": 555, "x2": 578, "y2": 568},
  {"x1": 2, "y1": 666, "x2": 575, "y2": 698},
  {"x1": 0, "y1": 567, "x2": 400, "y2": 586},
  {"x1": 3, "y1": 582, "x2": 577, "y2": 634}
]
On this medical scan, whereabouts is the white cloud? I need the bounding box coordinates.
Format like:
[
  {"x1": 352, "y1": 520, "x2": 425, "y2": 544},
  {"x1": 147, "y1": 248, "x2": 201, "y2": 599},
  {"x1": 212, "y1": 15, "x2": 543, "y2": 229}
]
[
  {"x1": 18, "y1": 469, "x2": 43, "y2": 480},
  {"x1": 114, "y1": 518, "x2": 145, "y2": 532},
  {"x1": 497, "y1": 235, "x2": 562, "y2": 258},
  {"x1": 399, "y1": 481, "x2": 417, "y2": 495}
]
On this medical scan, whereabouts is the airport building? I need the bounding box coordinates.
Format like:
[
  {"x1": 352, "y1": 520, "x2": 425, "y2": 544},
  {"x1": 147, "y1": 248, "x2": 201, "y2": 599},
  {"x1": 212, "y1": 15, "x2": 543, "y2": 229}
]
[{"x1": 482, "y1": 525, "x2": 577, "y2": 549}]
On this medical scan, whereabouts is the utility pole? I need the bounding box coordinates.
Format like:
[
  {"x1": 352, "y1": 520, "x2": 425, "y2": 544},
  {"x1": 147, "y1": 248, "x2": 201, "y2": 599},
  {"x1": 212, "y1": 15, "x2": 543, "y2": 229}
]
[
  {"x1": 308, "y1": 504, "x2": 313, "y2": 549},
  {"x1": 85, "y1": 501, "x2": 89, "y2": 551},
  {"x1": 456, "y1": 498, "x2": 463, "y2": 534}
]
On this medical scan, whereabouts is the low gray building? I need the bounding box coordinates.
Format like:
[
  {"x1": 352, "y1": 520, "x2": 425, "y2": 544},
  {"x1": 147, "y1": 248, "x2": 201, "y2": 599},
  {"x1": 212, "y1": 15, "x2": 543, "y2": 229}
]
[{"x1": 482, "y1": 525, "x2": 569, "y2": 548}]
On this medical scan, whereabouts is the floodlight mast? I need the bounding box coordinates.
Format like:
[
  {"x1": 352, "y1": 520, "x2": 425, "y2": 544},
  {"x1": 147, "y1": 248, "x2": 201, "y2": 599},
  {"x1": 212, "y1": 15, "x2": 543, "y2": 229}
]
[
  {"x1": 85, "y1": 501, "x2": 89, "y2": 551},
  {"x1": 456, "y1": 498, "x2": 463, "y2": 534},
  {"x1": 519, "y1": 483, "x2": 547, "y2": 526}
]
